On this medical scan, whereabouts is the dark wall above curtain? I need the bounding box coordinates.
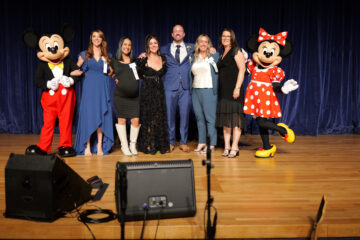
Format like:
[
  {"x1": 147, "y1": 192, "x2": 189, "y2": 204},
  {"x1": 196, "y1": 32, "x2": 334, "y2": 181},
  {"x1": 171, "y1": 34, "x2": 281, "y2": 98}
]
[{"x1": 1, "y1": 0, "x2": 359, "y2": 135}]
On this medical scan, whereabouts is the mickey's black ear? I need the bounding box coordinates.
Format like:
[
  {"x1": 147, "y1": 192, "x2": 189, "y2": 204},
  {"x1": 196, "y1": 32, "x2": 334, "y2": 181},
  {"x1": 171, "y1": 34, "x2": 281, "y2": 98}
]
[
  {"x1": 280, "y1": 39, "x2": 293, "y2": 57},
  {"x1": 246, "y1": 35, "x2": 259, "y2": 53},
  {"x1": 22, "y1": 29, "x2": 39, "y2": 48},
  {"x1": 60, "y1": 24, "x2": 75, "y2": 43}
]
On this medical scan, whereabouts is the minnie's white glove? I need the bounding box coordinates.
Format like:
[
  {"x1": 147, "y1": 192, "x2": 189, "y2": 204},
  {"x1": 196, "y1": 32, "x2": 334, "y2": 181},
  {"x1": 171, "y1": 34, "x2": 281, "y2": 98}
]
[
  {"x1": 46, "y1": 77, "x2": 60, "y2": 90},
  {"x1": 60, "y1": 76, "x2": 74, "y2": 88},
  {"x1": 281, "y1": 79, "x2": 299, "y2": 94}
]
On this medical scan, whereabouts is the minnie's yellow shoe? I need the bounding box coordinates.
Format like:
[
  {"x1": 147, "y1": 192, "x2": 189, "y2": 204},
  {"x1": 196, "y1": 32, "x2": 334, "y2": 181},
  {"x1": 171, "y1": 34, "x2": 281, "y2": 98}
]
[
  {"x1": 277, "y1": 123, "x2": 295, "y2": 143},
  {"x1": 255, "y1": 144, "x2": 277, "y2": 158}
]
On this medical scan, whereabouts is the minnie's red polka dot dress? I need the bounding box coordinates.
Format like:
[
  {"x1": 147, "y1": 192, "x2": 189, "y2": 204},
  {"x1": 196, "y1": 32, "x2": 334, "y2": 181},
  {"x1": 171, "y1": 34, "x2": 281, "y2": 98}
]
[{"x1": 244, "y1": 59, "x2": 284, "y2": 118}]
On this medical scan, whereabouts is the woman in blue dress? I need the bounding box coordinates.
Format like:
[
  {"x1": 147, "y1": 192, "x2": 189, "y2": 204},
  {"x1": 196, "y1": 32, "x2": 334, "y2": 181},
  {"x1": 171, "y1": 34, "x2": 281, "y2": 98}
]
[{"x1": 74, "y1": 30, "x2": 114, "y2": 156}]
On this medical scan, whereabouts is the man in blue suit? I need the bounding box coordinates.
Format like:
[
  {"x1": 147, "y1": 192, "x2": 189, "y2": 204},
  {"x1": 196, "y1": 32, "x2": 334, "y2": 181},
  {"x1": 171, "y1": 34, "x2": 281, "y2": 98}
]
[{"x1": 160, "y1": 25, "x2": 194, "y2": 152}]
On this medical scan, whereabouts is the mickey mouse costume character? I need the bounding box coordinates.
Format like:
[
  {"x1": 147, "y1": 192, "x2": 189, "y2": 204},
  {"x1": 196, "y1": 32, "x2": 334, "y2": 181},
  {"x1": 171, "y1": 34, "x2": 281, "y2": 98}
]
[
  {"x1": 23, "y1": 24, "x2": 82, "y2": 157},
  {"x1": 245, "y1": 28, "x2": 299, "y2": 158}
]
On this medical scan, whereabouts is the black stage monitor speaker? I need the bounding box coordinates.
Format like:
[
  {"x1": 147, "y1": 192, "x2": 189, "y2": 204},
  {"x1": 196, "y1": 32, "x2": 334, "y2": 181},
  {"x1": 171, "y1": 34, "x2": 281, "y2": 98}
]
[
  {"x1": 116, "y1": 159, "x2": 196, "y2": 221},
  {"x1": 5, "y1": 154, "x2": 92, "y2": 222}
]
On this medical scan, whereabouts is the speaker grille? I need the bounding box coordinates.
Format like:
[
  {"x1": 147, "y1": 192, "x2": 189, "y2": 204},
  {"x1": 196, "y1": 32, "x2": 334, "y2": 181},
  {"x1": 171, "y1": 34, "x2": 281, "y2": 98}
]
[{"x1": 124, "y1": 159, "x2": 193, "y2": 170}]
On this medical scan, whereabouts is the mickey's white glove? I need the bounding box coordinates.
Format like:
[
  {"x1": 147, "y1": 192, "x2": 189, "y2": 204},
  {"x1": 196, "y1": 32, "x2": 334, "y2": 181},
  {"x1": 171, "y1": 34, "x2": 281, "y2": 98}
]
[
  {"x1": 281, "y1": 79, "x2": 299, "y2": 94},
  {"x1": 241, "y1": 48, "x2": 248, "y2": 62},
  {"x1": 60, "y1": 76, "x2": 74, "y2": 88},
  {"x1": 46, "y1": 77, "x2": 60, "y2": 90}
]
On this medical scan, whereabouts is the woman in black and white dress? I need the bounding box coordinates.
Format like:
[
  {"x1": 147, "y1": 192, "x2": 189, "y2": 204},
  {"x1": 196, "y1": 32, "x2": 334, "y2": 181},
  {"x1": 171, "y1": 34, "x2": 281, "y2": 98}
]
[{"x1": 110, "y1": 37, "x2": 140, "y2": 156}]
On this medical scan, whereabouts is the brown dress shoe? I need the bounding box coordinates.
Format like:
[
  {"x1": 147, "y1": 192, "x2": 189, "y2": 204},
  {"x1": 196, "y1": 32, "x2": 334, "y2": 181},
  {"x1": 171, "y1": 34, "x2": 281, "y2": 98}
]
[
  {"x1": 169, "y1": 144, "x2": 175, "y2": 152},
  {"x1": 179, "y1": 144, "x2": 190, "y2": 152}
]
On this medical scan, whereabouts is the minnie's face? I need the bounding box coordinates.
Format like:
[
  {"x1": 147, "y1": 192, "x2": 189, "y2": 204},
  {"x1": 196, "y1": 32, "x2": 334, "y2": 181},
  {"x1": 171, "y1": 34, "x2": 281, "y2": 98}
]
[
  {"x1": 37, "y1": 34, "x2": 69, "y2": 63},
  {"x1": 253, "y1": 41, "x2": 282, "y2": 68}
]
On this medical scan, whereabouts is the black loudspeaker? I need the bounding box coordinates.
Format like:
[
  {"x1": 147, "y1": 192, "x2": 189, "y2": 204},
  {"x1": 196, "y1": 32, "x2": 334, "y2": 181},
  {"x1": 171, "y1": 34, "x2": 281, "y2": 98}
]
[
  {"x1": 116, "y1": 159, "x2": 196, "y2": 221},
  {"x1": 5, "y1": 154, "x2": 92, "y2": 222}
]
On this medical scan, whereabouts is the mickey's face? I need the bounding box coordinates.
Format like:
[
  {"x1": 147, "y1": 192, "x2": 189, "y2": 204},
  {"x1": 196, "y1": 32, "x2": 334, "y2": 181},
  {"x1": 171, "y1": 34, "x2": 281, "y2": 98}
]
[
  {"x1": 37, "y1": 34, "x2": 69, "y2": 63},
  {"x1": 253, "y1": 41, "x2": 282, "y2": 68}
]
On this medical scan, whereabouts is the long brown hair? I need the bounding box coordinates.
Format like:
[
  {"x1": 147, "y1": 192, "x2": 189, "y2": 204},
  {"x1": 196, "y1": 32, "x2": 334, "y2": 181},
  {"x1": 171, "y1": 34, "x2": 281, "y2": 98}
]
[{"x1": 85, "y1": 30, "x2": 110, "y2": 63}]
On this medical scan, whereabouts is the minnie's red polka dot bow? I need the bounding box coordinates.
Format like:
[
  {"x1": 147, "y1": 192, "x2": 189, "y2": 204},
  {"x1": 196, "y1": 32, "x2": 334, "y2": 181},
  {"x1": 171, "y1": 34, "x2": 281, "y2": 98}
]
[{"x1": 257, "y1": 28, "x2": 288, "y2": 46}]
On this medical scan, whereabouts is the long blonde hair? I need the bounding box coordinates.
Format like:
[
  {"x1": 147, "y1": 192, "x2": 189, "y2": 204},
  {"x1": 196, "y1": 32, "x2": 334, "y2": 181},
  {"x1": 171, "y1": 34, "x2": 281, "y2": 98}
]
[
  {"x1": 85, "y1": 30, "x2": 110, "y2": 63},
  {"x1": 194, "y1": 34, "x2": 213, "y2": 60}
]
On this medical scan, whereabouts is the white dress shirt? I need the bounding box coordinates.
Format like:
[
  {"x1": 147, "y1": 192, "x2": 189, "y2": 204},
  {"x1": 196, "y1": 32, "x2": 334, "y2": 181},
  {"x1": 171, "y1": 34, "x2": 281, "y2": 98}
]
[
  {"x1": 191, "y1": 55, "x2": 213, "y2": 88},
  {"x1": 171, "y1": 41, "x2": 187, "y2": 63}
]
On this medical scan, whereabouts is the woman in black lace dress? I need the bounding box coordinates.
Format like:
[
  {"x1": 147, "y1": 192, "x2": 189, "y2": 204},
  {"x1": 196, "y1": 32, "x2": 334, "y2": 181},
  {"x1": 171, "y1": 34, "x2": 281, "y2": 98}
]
[{"x1": 136, "y1": 34, "x2": 169, "y2": 154}]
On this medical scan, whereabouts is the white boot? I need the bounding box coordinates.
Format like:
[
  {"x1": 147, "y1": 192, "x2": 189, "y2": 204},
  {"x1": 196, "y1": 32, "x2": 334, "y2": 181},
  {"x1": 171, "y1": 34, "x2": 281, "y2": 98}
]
[
  {"x1": 129, "y1": 124, "x2": 141, "y2": 155},
  {"x1": 115, "y1": 124, "x2": 132, "y2": 156}
]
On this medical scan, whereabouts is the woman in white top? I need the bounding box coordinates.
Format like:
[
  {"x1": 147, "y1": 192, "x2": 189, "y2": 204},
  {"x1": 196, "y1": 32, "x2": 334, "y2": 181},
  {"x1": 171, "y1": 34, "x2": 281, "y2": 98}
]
[{"x1": 190, "y1": 34, "x2": 219, "y2": 153}]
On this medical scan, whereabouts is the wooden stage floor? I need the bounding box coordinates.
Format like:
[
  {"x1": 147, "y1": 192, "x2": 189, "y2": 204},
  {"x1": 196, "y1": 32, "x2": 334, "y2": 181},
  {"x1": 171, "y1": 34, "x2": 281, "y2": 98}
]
[{"x1": 1, "y1": 133, "x2": 360, "y2": 239}]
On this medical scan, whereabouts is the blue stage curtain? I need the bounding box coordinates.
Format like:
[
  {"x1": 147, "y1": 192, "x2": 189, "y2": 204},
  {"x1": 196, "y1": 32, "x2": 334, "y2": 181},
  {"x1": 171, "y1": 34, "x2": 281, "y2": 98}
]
[{"x1": 0, "y1": 0, "x2": 359, "y2": 135}]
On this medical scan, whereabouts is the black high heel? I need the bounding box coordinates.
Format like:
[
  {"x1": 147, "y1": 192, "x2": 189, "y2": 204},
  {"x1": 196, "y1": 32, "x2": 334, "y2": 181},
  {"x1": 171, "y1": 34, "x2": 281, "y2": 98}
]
[{"x1": 228, "y1": 149, "x2": 239, "y2": 158}]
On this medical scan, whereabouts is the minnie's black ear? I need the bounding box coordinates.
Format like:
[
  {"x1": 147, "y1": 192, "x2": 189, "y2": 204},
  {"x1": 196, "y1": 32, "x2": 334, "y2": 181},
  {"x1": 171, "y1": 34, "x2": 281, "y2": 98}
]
[
  {"x1": 22, "y1": 29, "x2": 39, "y2": 48},
  {"x1": 280, "y1": 39, "x2": 293, "y2": 57},
  {"x1": 246, "y1": 35, "x2": 259, "y2": 53},
  {"x1": 60, "y1": 24, "x2": 75, "y2": 43}
]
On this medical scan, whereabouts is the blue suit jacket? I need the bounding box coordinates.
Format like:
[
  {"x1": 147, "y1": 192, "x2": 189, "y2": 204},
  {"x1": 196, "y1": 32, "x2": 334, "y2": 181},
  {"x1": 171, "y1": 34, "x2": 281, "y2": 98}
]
[
  {"x1": 189, "y1": 52, "x2": 220, "y2": 95},
  {"x1": 160, "y1": 43, "x2": 195, "y2": 90}
]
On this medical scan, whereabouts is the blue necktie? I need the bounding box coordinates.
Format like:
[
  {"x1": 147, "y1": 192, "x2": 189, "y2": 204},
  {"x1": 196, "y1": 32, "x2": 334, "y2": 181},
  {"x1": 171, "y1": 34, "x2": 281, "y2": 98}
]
[{"x1": 175, "y1": 45, "x2": 181, "y2": 63}]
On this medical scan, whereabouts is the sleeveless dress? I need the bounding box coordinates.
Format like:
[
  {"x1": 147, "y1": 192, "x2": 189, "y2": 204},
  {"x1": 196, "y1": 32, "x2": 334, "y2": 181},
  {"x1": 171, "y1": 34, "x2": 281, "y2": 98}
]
[
  {"x1": 244, "y1": 59, "x2": 284, "y2": 118},
  {"x1": 110, "y1": 59, "x2": 140, "y2": 118},
  {"x1": 74, "y1": 51, "x2": 114, "y2": 155},
  {"x1": 136, "y1": 56, "x2": 169, "y2": 154},
  {"x1": 216, "y1": 47, "x2": 246, "y2": 130}
]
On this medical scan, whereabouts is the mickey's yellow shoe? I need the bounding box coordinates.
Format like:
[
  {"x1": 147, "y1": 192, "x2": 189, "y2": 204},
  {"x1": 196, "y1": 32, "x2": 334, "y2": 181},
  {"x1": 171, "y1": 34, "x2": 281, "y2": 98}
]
[
  {"x1": 255, "y1": 144, "x2": 277, "y2": 158},
  {"x1": 277, "y1": 123, "x2": 295, "y2": 143}
]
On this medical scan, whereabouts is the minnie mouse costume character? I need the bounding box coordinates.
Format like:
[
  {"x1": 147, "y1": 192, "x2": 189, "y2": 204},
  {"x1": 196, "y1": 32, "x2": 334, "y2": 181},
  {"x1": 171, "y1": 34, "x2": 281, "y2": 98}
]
[
  {"x1": 245, "y1": 28, "x2": 298, "y2": 158},
  {"x1": 23, "y1": 24, "x2": 82, "y2": 157}
]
